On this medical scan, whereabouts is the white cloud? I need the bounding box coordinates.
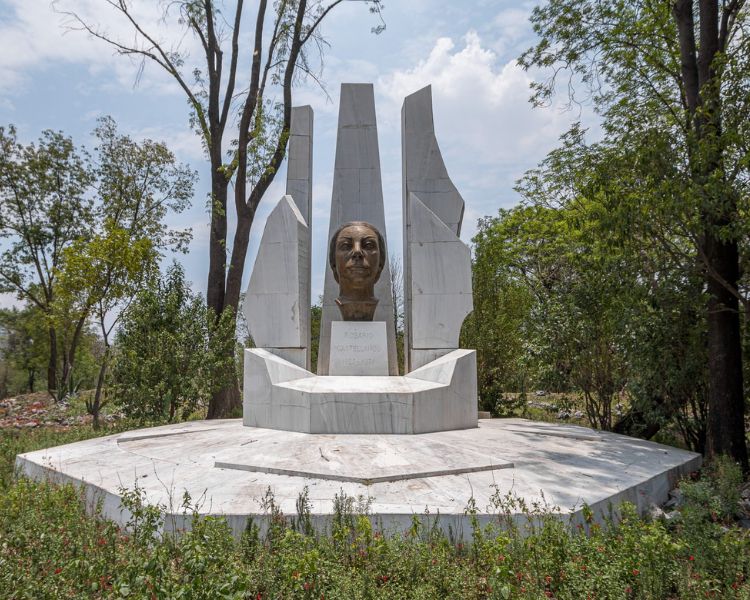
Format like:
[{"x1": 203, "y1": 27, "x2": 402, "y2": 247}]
[
  {"x1": 128, "y1": 124, "x2": 206, "y2": 163},
  {"x1": 376, "y1": 31, "x2": 593, "y2": 241},
  {"x1": 488, "y1": 4, "x2": 537, "y2": 58},
  {"x1": 379, "y1": 31, "x2": 572, "y2": 162},
  {"x1": 0, "y1": 0, "x2": 204, "y2": 98},
  {"x1": 0, "y1": 293, "x2": 21, "y2": 310}
]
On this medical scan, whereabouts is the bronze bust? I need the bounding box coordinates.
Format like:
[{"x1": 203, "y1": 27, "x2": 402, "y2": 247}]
[{"x1": 329, "y1": 221, "x2": 385, "y2": 321}]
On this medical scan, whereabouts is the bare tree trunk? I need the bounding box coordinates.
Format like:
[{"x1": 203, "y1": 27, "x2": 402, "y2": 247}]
[
  {"x1": 673, "y1": 0, "x2": 748, "y2": 471},
  {"x1": 89, "y1": 353, "x2": 108, "y2": 430},
  {"x1": 704, "y1": 233, "x2": 747, "y2": 469},
  {"x1": 60, "y1": 0, "x2": 382, "y2": 419},
  {"x1": 47, "y1": 326, "x2": 57, "y2": 398},
  {"x1": 206, "y1": 169, "x2": 229, "y2": 317}
]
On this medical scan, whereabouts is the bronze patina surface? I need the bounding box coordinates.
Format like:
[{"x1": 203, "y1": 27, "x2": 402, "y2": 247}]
[{"x1": 328, "y1": 221, "x2": 385, "y2": 321}]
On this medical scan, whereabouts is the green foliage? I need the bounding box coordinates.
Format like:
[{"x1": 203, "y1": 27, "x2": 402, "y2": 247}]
[
  {"x1": 469, "y1": 196, "x2": 634, "y2": 430},
  {"x1": 112, "y1": 264, "x2": 234, "y2": 423},
  {"x1": 1, "y1": 448, "x2": 749, "y2": 599},
  {"x1": 0, "y1": 118, "x2": 196, "y2": 403},
  {"x1": 515, "y1": 0, "x2": 750, "y2": 462},
  {"x1": 0, "y1": 304, "x2": 49, "y2": 396},
  {"x1": 310, "y1": 304, "x2": 322, "y2": 374}
]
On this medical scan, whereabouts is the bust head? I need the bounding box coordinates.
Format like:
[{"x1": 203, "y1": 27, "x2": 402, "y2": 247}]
[{"x1": 329, "y1": 221, "x2": 386, "y2": 320}]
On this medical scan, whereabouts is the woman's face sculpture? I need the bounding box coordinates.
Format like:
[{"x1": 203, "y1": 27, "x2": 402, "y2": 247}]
[
  {"x1": 329, "y1": 221, "x2": 385, "y2": 321},
  {"x1": 334, "y1": 224, "x2": 381, "y2": 288}
]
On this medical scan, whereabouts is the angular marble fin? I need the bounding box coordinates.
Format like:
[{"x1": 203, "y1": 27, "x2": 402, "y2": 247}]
[
  {"x1": 285, "y1": 105, "x2": 313, "y2": 369},
  {"x1": 402, "y1": 85, "x2": 464, "y2": 236},
  {"x1": 407, "y1": 193, "x2": 472, "y2": 370},
  {"x1": 244, "y1": 195, "x2": 309, "y2": 368},
  {"x1": 402, "y1": 85, "x2": 469, "y2": 372},
  {"x1": 318, "y1": 83, "x2": 398, "y2": 375}
]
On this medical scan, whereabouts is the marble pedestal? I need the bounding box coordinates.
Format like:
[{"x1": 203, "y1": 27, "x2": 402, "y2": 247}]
[
  {"x1": 329, "y1": 321, "x2": 389, "y2": 376},
  {"x1": 243, "y1": 348, "x2": 478, "y2": 434}
]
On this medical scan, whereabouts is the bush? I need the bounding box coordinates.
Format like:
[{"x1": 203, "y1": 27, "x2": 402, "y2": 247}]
[{"x1": 111, "y1": 264, "x2": 234, "y2": 423}]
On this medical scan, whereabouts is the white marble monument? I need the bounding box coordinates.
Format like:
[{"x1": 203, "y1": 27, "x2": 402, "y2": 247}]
[
  {"x1": 14, "y1": 82, "x2": 701, "y2": 540},
  {"x1": 242, "y1": 82, "x2": 479, "y2": 434}
]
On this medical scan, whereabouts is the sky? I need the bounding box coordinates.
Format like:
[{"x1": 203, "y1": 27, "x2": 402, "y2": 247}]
[{"x1": 0, "y1": 0, "x2": 596, "y2": 307}]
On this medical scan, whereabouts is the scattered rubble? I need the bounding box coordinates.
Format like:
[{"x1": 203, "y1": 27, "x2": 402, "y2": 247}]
[{"x1": 0, "y1": 391, "x2": 122, "y2": 432}]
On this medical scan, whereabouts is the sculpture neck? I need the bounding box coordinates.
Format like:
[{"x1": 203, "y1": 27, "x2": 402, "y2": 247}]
[{"x1": 335, "y1": 296, "x2": 379, "y2": 321}]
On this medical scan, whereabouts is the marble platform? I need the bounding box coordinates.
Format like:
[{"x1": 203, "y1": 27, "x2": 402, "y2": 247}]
[{"x1": 16, "y1": 418, "x2": 701, "y2": 539}]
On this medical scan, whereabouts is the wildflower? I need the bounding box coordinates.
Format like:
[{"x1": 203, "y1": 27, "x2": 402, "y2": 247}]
[
  {"x1": 632, "y1": 569, "x2": 640, "y2": 576},
  {"x1": 97, "y1": 537, "x2": 107, "y2": 547},
  {"x1": 545, "y1": 575, "x2": 552, "y2": 584},
  {"x1": 625, "y1": 586, "x2": 632, "y2": 594},
  {"x1": 304, "y1": 582, "x2": 312, "y2": 591},
  {"x1": 688, "y1": 555, "x2": 695, "y2": 561},
  {"x1": 54, "y1": 567, "x2": 62, "y2": 575}
]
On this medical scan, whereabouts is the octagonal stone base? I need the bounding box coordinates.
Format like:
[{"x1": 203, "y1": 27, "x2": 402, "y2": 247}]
[{"x1": 16, "y1": 419, "x2": 701, "y2": 539}]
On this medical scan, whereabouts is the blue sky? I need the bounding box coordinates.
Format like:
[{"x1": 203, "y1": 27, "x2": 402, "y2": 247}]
[{"x1": 0, "y1": 0, "x2": 594, "y2": 306}]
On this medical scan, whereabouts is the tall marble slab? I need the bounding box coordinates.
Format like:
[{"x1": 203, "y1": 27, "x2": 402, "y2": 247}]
[
  {"x1": 318, "y1": 83, "x2": 398, "y2": 375},
  {"x1": 402, "y1": 86, "x2": 471, "y2": 372},
  {"x1": 286, "y1": 106, "x2": 313, "y2": 226},
  {"x1": 285, "y1": 106, "x2": 313, "y2": 369},
  {"x1": 243, "y1": 195, "x2": 310, "y2": 368}
]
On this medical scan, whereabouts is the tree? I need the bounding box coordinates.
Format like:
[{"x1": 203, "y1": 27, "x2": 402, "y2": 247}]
[
  {"x1": 389, "y1": 253, "x2": 405, "y2": 373},
  {"x1": 520, "y1": 0, "x2": 750, "y2": 469},
  {"x1": 0, "y1": 304, "x2": 49, "y2": 394},
  {"x1": 54, "y1": 118, "x2": 195, "y2": 427},
  {"x1": 63, "y1": 0, "x2": 384, "y2": 418},
  {"x1": 113, "y1": 264, "x2": 233, "y2": 423},
  {"x1": 0, "y1": 125, "x2": 93, "y2": 399},
  {"x1": 469, "y1": 200, "x2": 632, "y2": 429},
  {"x1": 0, "y1": 120, "x2": 195, "y2": 407},
  {"x1": 462, "y1": 214, "x2": 533, "y2": 414}
]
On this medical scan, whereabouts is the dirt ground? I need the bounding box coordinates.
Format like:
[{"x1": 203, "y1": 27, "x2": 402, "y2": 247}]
[{"x1": 0, "y1": 391, "x2": 113, "y2": 431}]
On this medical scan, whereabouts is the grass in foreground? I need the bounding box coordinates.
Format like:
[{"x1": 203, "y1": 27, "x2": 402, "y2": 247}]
[{"x1": 1, "y1": 426, "x2": 749, "y2": 599}]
